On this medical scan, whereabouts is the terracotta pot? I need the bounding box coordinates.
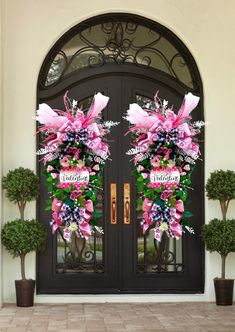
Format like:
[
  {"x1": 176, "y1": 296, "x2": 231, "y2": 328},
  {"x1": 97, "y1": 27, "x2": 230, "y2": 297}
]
[
  {"x1": 214, "y1": 278, "x2": 234, "y2": 306},
  {"x1": 15, "y1": 279, "x2": 35, "y2": 307}
]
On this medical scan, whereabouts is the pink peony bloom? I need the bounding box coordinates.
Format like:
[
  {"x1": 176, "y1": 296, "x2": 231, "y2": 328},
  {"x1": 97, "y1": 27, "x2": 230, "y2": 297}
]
[
  {"x1": 160, "y1": 190, "x2": 173, "y2": 200},
  {"x1": 150, "y1": 156, "x2": 161, "y2": 167},
  {"x1": 67, "y1": 148, "x2": 81, "y2": 160},
  {"x1": 70, "y1": 190, "x2": 82, "y2": 200},
  {"x1": 60, "y1": 155, "x2": 70, "y2": 167},
  {"x1": 158, "y1": 147, "x2": 172, "y2": 160}
]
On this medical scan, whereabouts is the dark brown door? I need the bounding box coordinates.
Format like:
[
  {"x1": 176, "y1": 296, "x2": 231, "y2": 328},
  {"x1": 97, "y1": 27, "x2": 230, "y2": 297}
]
[{"x1": 37, "y1": 69, "x2": 204, "y2": 294}]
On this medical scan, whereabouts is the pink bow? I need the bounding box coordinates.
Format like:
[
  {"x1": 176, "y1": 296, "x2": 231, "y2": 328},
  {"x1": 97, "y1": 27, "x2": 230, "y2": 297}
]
[
  {"x1": 142, "y1": 212, "x2": 154, "y2": 234},
  {"x1": 52, "y1": 212, "x2": 62, "y2": 234},
  {"x1": 85, "y1": 199, "x2": 94, "y2": 213},
  {"x1": 78, "y1": 222, "x2": 92, "y2": 240},
  {"x1": 142, "y1": 198, "x2": 153, "y2": 212},
  {"x1": 52, "y1": 198, "x2": 62, "y2": 212}
]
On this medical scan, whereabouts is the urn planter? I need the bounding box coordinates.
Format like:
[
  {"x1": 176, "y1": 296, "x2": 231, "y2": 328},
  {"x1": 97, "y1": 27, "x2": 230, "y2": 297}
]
[
  {"x1": 214, "y1": 278, "x2": 234, "y2": 306},
  {"x1": 15, "y1": 279, "x2": 35, "y2": 307}
]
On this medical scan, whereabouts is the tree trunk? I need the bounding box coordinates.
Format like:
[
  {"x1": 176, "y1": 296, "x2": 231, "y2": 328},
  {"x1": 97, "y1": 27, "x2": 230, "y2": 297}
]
[
  {"x1": 20, "y1": 208, "x2": 24, "y2": 222},
  {"x1": 219, "y1": 199, "x2": 230, "y2": 221},
  {"x1": 221, "y1": 254, "x2": 227, "y2": 279},
  {"x1": 20, "y1": 254, "x2": 26, "y2": 280},
  {"x1": 220, "y1": 200, "x2": 226, "y2": 221},
  {"x1": 18, "y1": 202, "x2": 25, "y2": 221}
]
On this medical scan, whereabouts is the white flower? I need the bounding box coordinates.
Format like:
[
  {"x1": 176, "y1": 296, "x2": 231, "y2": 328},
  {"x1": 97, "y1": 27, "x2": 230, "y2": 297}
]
[
  {"x1": 159, "y1": 222, "x2": 168, "y2": 231},
  {"x1": 68, "y1": 222, "x2": 78, "y2": 232},
  {"x1": 167, "y1": 160, "x2": 175, "y2": 167}
]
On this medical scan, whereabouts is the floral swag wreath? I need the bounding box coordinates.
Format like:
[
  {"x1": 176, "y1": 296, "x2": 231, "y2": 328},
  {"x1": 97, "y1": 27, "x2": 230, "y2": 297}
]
[
  {"x1": 36, "y1": 92, "x2": 118, "y2": 241},
  {"x1": 124, "y1": 91, "x2": 204, "y2": 241},
  {"x1": 36, "y1": 91, "x2": 203, "y2": 243}
]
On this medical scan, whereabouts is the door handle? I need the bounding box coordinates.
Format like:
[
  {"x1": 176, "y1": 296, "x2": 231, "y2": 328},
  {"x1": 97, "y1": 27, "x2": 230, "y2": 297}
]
[
  {"x1": 110, "y1": 183, "x2": 117, "y2": 224},
  {"x1": 124, "y1": 183, "x2": 131, "y2": 224}
]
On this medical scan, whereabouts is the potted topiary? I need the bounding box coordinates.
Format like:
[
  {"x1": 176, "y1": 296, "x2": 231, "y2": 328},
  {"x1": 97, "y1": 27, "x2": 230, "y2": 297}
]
[
  {"x1": 201, "y1": 169, "x2": 235, "y2": 305},
  {"x1": 1, "y1": 167, "x2": 47, "y2": 307}
]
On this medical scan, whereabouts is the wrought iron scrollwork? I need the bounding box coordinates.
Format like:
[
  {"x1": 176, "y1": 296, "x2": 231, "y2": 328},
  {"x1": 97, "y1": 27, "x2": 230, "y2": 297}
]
[
  {"x1": 137, "y1": 231, "x2": 183, "y2": 274},
  {"x1": 57, "y1": 226, "x2": 104, "y2": 274},
  {"x1": 40, "y1": 17, "x2": 198, "y2": 90}
]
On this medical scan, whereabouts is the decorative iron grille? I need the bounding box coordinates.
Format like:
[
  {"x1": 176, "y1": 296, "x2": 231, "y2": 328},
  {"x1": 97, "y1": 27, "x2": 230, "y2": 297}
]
[{"x1": 40, "y1": 15, "x2": 199, "y2": 90}]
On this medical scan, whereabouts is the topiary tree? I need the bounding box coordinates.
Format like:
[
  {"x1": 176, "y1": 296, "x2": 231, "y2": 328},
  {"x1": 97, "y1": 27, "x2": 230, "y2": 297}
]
[
  {"x1": 202, "y1": 169, "x2": 235, "y2": 280},
  {"x1": 201, "y1": 219, "x2": 235, "y2": 278},
  {"x1": 206, "y1": 170, "x2": 235, "y2": 220},
  {"x1": 1, "y1": 219, "x2": 47, "y2": 280},
  {"x1": 2, "y1": 167, "x2": 39, "y2": 221},
  {"x1": 2, "y1": 167, "x2": 46, "y2": 281}
]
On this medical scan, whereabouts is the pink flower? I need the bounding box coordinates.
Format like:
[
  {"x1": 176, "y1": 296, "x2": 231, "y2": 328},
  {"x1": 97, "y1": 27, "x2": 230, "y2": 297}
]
[
  {"x1": 160, "y1": 190, "x2": 173, "y2": 200},
  {"x1": 158, "y1": 147, "x2": 172, "y2": 159},
  {"x1": 67, "y1": 148, "x2": 81, "y2": 160},
  {"x1": 137, "y1": 165, "x2": 145, "y2": 172},
  {"x1": 47, "y1": 165, "x2": 54, "y2": 172},
  {"x1": 60, "y1": 155, "x2": 70, "y2": 167},
  {"x1": 70, "y1": 190, "x2": 82, "y2": 200},
  {"x1": 93, "y1": 164, "x2": 100, "y2": 171},
  {"x1": 183, "y1": 164, "x2": 190, "y2": 171},
  {"x1": 142, "y1": 173, "x2": 148, "y2": 179},
  {"x1": 51, "y1": 172, "x2": 58, "y2": 179},
  {"x1": 150, "y1": 156, "x2": 161, "y2": 167}
]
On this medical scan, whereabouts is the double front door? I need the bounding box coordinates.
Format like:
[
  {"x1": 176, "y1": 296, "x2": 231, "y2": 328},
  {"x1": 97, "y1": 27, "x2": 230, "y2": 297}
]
[{"x1": 37, "y1": 72, "x2": 204, "y2": 294}]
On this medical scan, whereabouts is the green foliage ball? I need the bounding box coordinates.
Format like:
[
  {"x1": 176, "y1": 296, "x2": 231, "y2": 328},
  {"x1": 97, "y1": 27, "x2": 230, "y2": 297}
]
[
  {"x1": 1, "y1": 219, "x2": 47, "y2": 257},
  {"x1": 2, "y1": 167, "x2": 39, "y2": 203},
  {"x1": 206, "y1": 170, "x2": 235, "y2": 201},
  {"x1": 201, "y1": 219, "x2": 235, "y2": 256}
]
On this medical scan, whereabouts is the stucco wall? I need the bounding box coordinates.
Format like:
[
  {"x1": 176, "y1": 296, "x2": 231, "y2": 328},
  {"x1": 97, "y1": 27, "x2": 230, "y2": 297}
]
[
  {"x1": 0, "y1": 0, "x2": 3, "y2": 308},
  {"x1": 2, "y1": 0, "x2": 235, "y2": 303}
]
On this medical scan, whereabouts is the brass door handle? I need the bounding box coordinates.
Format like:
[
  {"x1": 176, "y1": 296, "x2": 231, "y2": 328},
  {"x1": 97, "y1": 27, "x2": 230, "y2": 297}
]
[
  {"x1": 110, "y1": 183, "x2": 117, "y2": 224},
  {"x1": 124, "y1": 183, "x2": 131, "y2": 224}
]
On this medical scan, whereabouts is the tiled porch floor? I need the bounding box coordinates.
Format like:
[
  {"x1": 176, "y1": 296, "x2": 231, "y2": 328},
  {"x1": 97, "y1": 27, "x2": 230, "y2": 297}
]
[{"x1": 0, "y1": 302, "x2": 235, "y2": 332}]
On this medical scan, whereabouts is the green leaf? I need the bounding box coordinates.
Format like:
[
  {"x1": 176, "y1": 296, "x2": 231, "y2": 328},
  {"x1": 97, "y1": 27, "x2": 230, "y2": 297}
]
[
  {"x1": 136, "y1": 198, "x2": 143, "y2": 211},
  {"x1": 183, "y1": 211, "x2": 193, "y2": 218},
  {"x1": 92, "y1": 211, "x2": 103, "y2": 218}
]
